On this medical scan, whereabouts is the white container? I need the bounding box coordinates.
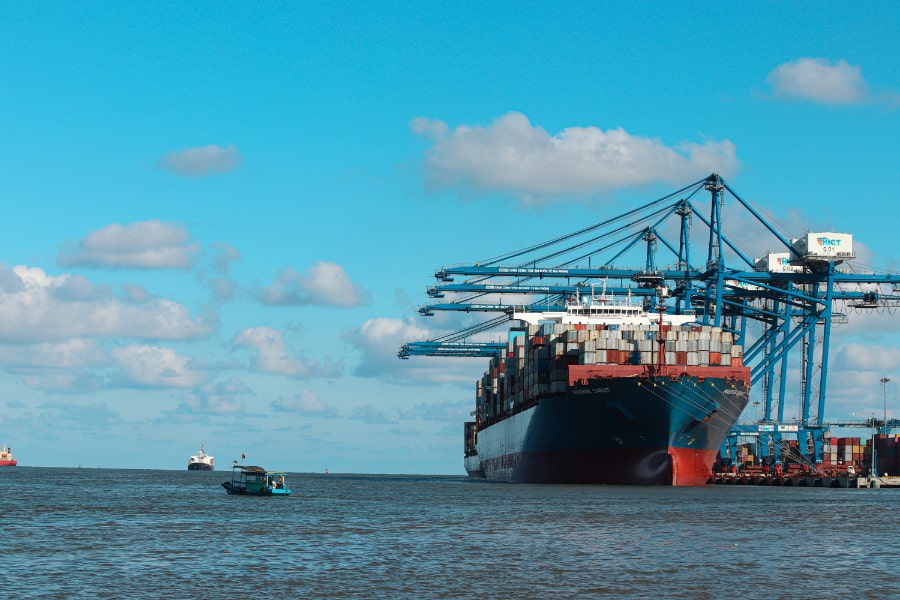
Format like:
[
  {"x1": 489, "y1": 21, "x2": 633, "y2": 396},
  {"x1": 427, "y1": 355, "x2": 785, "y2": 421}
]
[
  {"x1": 791, "y1": 232, "x2": 854, "y2": 260},
  {"x1": 754, "y1": 252, "x2": 803, "y2": 273}
]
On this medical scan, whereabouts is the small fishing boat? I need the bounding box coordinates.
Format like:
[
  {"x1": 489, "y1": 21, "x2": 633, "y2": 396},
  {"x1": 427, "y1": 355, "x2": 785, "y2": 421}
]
[{"x1": 221, "y1": 465, "x2": 292, "y2": 496}]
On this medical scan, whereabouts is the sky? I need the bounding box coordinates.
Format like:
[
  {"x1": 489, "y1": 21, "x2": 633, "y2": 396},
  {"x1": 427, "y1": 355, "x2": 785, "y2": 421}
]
[{"x1": 1, "y1": 3, "x2": 899, "y2": 472}]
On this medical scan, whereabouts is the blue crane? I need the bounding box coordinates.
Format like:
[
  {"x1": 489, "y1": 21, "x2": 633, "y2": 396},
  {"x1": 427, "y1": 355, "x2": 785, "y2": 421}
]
[{"x1": 401, "y1": 174, "x2": 900, "y2": 465}]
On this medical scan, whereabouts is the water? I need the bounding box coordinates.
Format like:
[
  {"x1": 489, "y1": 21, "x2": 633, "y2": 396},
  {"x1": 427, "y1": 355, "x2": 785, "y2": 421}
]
[{"x1": 3, "y1": 467, "x2": 897, "y2": 599}]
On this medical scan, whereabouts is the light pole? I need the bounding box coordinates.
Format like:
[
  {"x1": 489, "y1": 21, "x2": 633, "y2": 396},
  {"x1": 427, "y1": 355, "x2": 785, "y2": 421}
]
[{"x1": 880, "y1": 377, "x2": 890, "y2": 436}]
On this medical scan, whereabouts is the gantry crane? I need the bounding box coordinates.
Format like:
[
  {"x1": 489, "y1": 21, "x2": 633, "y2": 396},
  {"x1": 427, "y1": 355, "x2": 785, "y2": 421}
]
[{"x1": 400, "y1": 174, "x2": 900, "y2": 464}]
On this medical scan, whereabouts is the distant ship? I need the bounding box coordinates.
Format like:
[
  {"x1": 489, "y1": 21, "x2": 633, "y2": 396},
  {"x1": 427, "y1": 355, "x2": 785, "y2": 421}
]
[
  {"x1": 0, "y1": 444, "x2": 16, "y2": 467},
  {"x1": 187, "y1": 443, "x2": 214, "y2": 471}
]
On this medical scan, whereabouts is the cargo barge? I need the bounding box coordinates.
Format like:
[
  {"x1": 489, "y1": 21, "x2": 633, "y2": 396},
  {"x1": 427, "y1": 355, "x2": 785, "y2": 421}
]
[{"x1": 464, "y1": 289, "x2": 751, "y2": 486}]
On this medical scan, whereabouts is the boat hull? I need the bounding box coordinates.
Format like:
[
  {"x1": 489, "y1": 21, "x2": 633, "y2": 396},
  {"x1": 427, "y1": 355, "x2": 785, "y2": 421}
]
[
  {"x1": 464, "y1": 454, "x2": 484, "y2": 478},
  {"x1": 221, "y1": 482, "x2": 291, "y2": 496},
  {"x1": 0, "y1": 459, "x2": 16, "y2": 467},
  {"x1": 472, "y1": 366, "x2": 750, "y2": 486},
  {"x1": 187, "y1": 463, "x2": 213, "y2": 471}
]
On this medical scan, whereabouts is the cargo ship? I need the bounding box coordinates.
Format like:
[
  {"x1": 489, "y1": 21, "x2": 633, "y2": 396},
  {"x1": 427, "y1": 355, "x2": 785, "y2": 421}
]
[
  {"x1": 187, "y1": 443, "x2": 214, "y2": 471},
  {"x1": 463, "y1": 289, "x2": 751, "y2": 486},
  {"x1": 0, "y1": 444, "x2": 16, "y2": 467}
]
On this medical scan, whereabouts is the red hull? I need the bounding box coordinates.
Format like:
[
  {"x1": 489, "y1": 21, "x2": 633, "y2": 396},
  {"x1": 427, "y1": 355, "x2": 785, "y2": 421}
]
[
  {"x1": 669, "y1": 447, "x2": 717, "y2": 486},
  {"x1": 0, "y1": 460, "x2": 16, "y2": 467}
]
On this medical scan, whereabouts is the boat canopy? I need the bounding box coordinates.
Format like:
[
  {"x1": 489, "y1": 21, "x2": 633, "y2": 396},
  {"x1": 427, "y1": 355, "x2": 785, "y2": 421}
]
[{"x1": 232, "y1": 465, "x2": 266, "y2": 473}]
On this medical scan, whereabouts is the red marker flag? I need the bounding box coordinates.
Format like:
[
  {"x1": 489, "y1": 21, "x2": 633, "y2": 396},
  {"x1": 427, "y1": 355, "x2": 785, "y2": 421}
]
[{"x1": 241, "y1": 453, "x2": 246, "y2": 459}]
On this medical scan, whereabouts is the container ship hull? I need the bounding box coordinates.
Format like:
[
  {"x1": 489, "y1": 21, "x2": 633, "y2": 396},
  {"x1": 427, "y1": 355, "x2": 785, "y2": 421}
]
[
  {"x1": 464, "y1": 297, "x2": 752, "y2": 486},
  {"x1": 187, "y1": 462, "x2": 213, "y2": 471},
  {"x1": 467, "y1": 364, "x2": 749, "y2": 486}
]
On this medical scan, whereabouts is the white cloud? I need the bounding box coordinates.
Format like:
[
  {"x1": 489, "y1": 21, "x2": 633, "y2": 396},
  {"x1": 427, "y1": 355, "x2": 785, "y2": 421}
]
[
  {"x1": 832, "y1": 343, "x2": 900, "y2": 372},
  {"x1": 0, "y1": 266, "x2": 213, "y2": 343},
  {"x1": 0, "y1": 339, "x2": 107, "y2": 369},
  {"x1": 233, "y1": 326, "x2": 341, "y2": 377},
  {"x1": 271, "y1": 390, "x2": 340, "y2": 418},
  {"x1": 110, "y1": 344, "x2": 206, "y2": 388},
  {"x1": 58, "y1": 220, "x2": 199, "y2": 269},
  {"x1": 157, "y1": 144, "x2": 242, "y2": 177},
  {"x1": 174, "y1": 377, "x2": 251, "y2": 416},
  {"x1": 259, "y1": 261, "x2": 368, "y2": 307},
  {"x1": 411, "y1": 112, "x2": 740, "y2": 200},
  {"x1": 345, "y1": 316, "x2": 486, "y2": 383},
  {"x1": 816, "y1": 344, "x2": 899, "y2": 420},
  {"x1": 199, "y1": 242, "x2": 243, "y2": 302},
  {"x1": 121, "y1": 283, "x2": 153, "y2": 304},
  {"x1": 19, "y1": 371, "x2": 106, "y2": 393},
  {"x1": 766, "y1": 58, "x2": 868, "y2": 105},
  {"x1": 209, "y1": 241, "x2": 241, "y2": 275}
]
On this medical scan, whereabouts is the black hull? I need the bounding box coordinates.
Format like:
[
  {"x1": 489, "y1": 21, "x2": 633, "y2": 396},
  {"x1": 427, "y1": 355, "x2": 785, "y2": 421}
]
[
  {"x1": 188, "y1": 463, "x2": 213, "y2": 471},
  {"x1": 474, "y1": 369, "x2": 750, "y2": 485}
]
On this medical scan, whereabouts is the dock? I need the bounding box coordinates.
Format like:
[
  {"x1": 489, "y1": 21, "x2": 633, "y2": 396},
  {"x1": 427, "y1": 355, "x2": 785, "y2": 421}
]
[{"x1": 708, "y1": 471, "x2": 900, "y2": 488}]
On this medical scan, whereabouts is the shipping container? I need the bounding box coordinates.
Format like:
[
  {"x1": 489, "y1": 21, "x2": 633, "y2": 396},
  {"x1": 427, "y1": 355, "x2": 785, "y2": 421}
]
[{"x1": 791, "y1": 232, "x2": 854, "y2": 261}]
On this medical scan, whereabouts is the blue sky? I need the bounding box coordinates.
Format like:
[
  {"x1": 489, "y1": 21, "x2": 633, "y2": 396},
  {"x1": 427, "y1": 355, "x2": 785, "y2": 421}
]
[{"x1": 1, "y1": 3, "x2": 898, "y2": 472}]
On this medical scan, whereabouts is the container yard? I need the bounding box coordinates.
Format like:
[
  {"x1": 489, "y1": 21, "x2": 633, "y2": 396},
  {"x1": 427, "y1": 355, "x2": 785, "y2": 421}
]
[{"x1": 710, "y1": 433, "x2": 900, "y2": 487}]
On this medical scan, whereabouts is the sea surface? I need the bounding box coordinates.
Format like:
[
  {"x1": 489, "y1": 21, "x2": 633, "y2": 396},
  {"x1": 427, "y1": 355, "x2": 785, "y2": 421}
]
[{"x1": 2, "y1": 467, "x2": 897, "y2": 599}]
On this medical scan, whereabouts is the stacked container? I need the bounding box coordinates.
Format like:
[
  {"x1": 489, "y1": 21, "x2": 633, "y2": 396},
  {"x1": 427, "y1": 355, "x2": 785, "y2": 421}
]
[{"x1": 475, "y1": 322, "x2": 743, "y2": 424}]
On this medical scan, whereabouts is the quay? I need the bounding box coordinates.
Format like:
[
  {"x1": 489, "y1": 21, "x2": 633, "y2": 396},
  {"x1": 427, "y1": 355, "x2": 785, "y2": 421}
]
[{"x1": 708, "y1": 471, "x2": 900, "y2": 488}]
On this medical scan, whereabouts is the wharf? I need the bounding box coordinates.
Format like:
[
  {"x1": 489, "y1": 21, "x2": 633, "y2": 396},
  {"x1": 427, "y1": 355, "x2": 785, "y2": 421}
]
[{"x1": 708, "y1": 472, "x2": 900, "y2": 488}]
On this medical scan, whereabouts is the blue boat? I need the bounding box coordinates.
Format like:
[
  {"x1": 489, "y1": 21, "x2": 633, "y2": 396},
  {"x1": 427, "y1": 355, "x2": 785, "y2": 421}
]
[{"x1": 221, "y1": 465, "x2": 292, "y2": 496}]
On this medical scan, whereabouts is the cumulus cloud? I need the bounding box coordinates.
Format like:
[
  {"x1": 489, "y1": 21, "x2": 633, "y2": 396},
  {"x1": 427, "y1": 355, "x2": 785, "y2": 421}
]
[
  {"x1": 345, "y1": 316, "x2": 486, "y2": 383},
  {"x1": 832, "y1": 343, "x2": 900, "y2": 372},
  {"x1": 259, "y1": 261, "x2": 369, "y2": 307},
  {"x1": 411, "y1": 112, "x2": 740, "y2": 200},
  {"x1": 199, "y1": 242, "x2": 243, "y2": 302},
  {"x1": 0, "y1": 266, "x2": 213, "y2": 343},
  {"x1": 817, "y1": 344, "x2": 899, "y2": 420},
  {"x1": 766, "y1": 58, "x2": 868, "y2": 105},
  {"x1": 173, "y1": 377, "x2": 251, "y2": 416},
  {"x1": 19, "y1": 371, "x2": 106, "y2": 393},
  {"x1": 209, "y1": 241, "x2": 241, "y2": 275},
  {"x1": 121, "y1": 283, "x2": 153, "y2": 304},
  {"x1": 157, "y1": 144, "x2": 242, "y2": 177},
  {"x1": 233, "y1": 326, "x2": 341, "y2": 378},
  {"x1": 59, "y1": 220, "x2": 199, "y2": 269},
  {"x1": 0, "y1": 339, "x2": 107, "y2": 369},
  {"x1": 271, "y1": 390, "x2": 340, "y2": 418},
  {"x1": 110, "y1": 344, "x2": 206, "y2": 388}
]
